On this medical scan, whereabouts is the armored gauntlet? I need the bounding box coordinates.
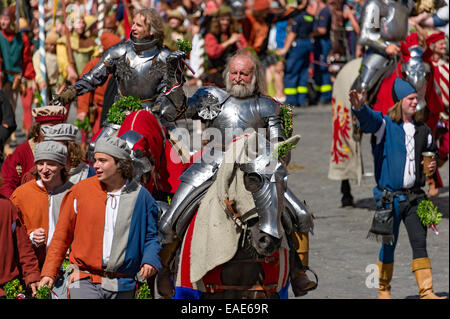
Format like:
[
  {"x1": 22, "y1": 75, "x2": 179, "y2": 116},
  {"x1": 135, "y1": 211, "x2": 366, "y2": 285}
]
[{"x1": 54, "y1": 86, "x2": 77, "y2": 105}]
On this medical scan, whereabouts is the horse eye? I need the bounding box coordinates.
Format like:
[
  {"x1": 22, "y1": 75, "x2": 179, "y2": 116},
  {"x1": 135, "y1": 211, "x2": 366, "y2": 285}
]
[{"x1": 244, "y1": 172, "x2": 264, "y2": 192}]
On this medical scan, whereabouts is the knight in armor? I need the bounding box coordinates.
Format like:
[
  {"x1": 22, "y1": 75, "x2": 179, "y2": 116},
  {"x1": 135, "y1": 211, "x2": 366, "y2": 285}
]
[
  {"x1": 357, "y1": 0, "x2": 412, "y2": 99},
  {"x1": 53, "y1": 8, "x2": 186, "y2": 122},
  {"x1": 157, "y1": 50, "x2": 317, "y2": 298}
]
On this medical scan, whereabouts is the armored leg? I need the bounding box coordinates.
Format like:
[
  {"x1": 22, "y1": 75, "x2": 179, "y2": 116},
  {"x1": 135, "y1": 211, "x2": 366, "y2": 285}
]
[
  {"x1": 289, "y1": 232, "x2": 317, "y2": 296},
  {"x1": 358, "y1": 53, "x2": 391, "y2": 93}
]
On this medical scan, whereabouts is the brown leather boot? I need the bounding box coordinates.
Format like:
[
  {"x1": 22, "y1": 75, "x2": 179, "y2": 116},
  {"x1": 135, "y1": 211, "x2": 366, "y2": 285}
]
[
  {"x1": 427, "y1": 176, "x2": 438, "y2": 197},
  {"x1": 290, "y1": 232, "x2": 317, "y2": 296},
  {"x1": 156, "y1": 241, "x2": 179, "y2": 299},
  {"x1": 412, "y1": 257, "x2": 446, "y2": 299},
  {"x1": 156, "y1": 266, "x2": 174, "y2": 299},
  {"x1": 377, "y1": 260, "x2": 393, "y2": 299}
]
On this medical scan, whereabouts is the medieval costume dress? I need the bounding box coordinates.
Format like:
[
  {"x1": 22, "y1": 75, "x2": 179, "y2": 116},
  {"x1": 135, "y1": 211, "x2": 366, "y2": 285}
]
[
  {"x1": 0, "y1": 105, "x2": 68, "y2": 198},
  {"x1": 41, "y1": 176, "x2": 162, "y2": 296},
  {"x1": 10, "y1": 143, "x2": 72, "y2": 270},
  {"x1": 0, "y1": 194, "x2": 41, "y2": 298},
  {"x1": 352, "y1": 79, "x2": 442, "y2": 299}
]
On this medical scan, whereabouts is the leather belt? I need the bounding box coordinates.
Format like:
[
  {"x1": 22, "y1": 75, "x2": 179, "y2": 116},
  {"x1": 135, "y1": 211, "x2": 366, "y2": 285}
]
[
  {"x1": 205, "y1": 283, "x2": 278, "y2": 293},
  {"x1": 80, "y1": 269, "x2": 135, "y2": 279}
]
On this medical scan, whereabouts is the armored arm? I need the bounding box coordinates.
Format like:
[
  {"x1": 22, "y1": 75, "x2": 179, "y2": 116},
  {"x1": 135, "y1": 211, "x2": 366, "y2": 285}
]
[
  {"x1": 258, "y1": 96, "x2": 285, "y2": 142},
  {"x1": 358, "y1": 0, "x2": 389, "y2": 54},
  {"x1": 157, "y1": 50, "x2": 188, "y2": 122},
  {"x1": 72, "y1": 42, "x2": 126, "y2": 96}
]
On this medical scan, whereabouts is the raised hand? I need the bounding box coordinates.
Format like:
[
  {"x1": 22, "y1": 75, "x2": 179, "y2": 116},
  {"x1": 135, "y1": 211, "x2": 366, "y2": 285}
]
[{"x1": 349, "y1": 89, "x2": 365, "y2": 110}]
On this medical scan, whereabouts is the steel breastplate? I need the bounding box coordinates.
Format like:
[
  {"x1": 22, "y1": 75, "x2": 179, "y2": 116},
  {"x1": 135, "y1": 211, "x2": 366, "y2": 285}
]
[
  {"x1": 115, "y1": 44, "x2": 165, "y2": 101},
  {"x1": 210, "y1": 97, "x2": 265, "y2": 144}
]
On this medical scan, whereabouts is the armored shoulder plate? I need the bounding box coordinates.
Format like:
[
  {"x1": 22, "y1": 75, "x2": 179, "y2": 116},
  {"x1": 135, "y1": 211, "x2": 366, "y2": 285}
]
[
  {"x1": 188, "y1": 86, "x2": 230, "y2": 120},
  {"x1": 101, "y1": 41, "x2": 128, "y2": 70},
  {"x1": 256, "y1": 95, "x2": 281, "y2": 118},
  {"x1": 156, "y1": 47, "x2": 172, "y2": 63},
  {"x1": 179, "y1": 148, "x2": 225, "y2": 187}
]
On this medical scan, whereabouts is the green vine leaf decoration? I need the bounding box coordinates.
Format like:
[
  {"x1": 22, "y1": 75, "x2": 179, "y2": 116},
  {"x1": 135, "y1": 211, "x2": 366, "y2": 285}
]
[
  {"x1": 274, "y1": 141, "x2": 296, "y2": 159},
  {"x1": 3, "y1": 279, "x2": 26, "y2": 299},
  {"x1": 417, "y1": 200, "x2": 443, "y2": 227},
  {"x1": 36, "y1": 285, "x2": 51, "y2": 299},
  {"x1": 280, "y1": 104, "x2": 294, "y2": 139},
  {"x1": 136, "y1": 282, "x2": 152, "y2": 299},
  {"x1": 74, "y1": 116, "x2": 90, "y2": 131},
  {"x1": 176, "y1": 39, "x2": 192, "y2": 55},
  {"x1": 106, "y1": 96, "x2": 144, "y2": 125}
]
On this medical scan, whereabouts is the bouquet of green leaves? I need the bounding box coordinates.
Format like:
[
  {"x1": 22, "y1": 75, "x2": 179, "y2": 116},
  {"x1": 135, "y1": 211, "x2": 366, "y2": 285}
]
[
  {"x1": 176, "y1": 39, "x2": 192, "y2": 56},
  {"x1": 280, "y1": 105, "x2": 294, "y2": 139},
  {"x1": 106, "y1": 96, "x2": 143, "y2": 125},
  {"x1": 74, "y1": 116, "x2": 90, "y2": 131},
  {"x1": 274, "y1": 141, "x2": 296, "y2": 159},
  {"x1": 36, "y1": 285, "x2": 51, "y2": 299},
  {"x1": 3, "y1": 279, "x2": 26, "y2": 299},
  {"x1": 416, "y1": 200, "x2": 443, "y2": 235},
  {"x1": 136, "y1": 282, "x2": 152, "y2": 299}
]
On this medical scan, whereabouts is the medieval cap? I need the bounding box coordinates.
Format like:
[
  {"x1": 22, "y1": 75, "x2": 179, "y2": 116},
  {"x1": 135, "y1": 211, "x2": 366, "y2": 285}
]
[
  {"x1": 32, "y1": 105, "x2": 68, "y2": 123},
  {"x1": 42, "y1": 123, "x2": 79, "y2": 141},
  {"x1": 0, "y1": 6, "x2": 15, "y2": 19},
  {"x1": 392, "y1": 78, "x2": 417, "y2": 103},
  {"x1": 34, "y1": 141, "x2": 68, "y2": 165},
  {"x1": 253, "y1": 0, "x2": 270, "y2": 11},
  {"x1": 94, "y1": 136, "x2": 131, "y2": 160},
  {"x1": 45, "y1": 30, "x2": 59, "y2": 44},
  {"x1": 426, "y1": 31, "x2": 445, "y2": 47},
  {"x1": 167, "y1": 9, "x2": 185, "y2": 22}
]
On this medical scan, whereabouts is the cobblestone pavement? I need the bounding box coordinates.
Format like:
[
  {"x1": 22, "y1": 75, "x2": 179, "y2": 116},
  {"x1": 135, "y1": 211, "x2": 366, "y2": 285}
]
[{"x1": 287, "y1": 104, "x2": 449, "y2": 299}]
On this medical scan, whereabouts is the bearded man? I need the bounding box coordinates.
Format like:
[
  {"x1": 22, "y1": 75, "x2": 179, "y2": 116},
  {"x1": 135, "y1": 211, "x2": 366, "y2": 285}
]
[{"x1": 158, "y1": 50, "x2": 317, "y2": 298}]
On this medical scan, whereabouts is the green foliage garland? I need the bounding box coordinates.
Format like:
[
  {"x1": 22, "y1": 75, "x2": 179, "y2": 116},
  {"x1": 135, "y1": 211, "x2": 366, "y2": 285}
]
[
  {"x1": 36, "y1": 285, "x2": 51, "y2": 299},
  {"x1": 416, "y1": 200, "x2": 443, "y2": 227},
  {"x1": 3, "y1": 279, "x2": 26, "y2": 299},
  {"x1": 280, "y1": 105, "x2": 294, "y2": 139},
  {"x1": 176, "y1": 39, "x2": 192, "y2": 55},
  {"x1": 274, "y1": 141, "x2": 296, "y2": 159},
  {"x1": 106, "y1": 96, "x2": 143, "y2": 125},
  {"x1": 136, "y1": 283, "x2": 152, "y2": 299},
  {"x1": 74, "y1": 116, "x2": 90, "y2": 131}
]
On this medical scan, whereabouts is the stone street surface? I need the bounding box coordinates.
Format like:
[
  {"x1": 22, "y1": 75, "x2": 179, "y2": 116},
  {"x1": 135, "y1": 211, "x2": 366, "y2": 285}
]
[{"x1": 287, "y1": 104, "x2": 449, "y2": 299}]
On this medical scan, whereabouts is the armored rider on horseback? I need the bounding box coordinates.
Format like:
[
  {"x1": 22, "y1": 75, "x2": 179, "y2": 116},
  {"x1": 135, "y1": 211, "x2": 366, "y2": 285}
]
[
  {"x1": 356, "y1": 0, "x2": 413, "y2": 101},
  {"x1": 158, "y1": 50, "x2": 317, "y2": 298}
]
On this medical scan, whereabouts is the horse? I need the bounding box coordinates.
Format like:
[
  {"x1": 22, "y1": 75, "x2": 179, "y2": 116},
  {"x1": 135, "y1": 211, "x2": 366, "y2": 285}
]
[
  {"x1": 328, "y1": 33, "x2": 437, "y2": 205},
  {"x1": 163, "y1": 133, "x2": 302, "y2": 299}
]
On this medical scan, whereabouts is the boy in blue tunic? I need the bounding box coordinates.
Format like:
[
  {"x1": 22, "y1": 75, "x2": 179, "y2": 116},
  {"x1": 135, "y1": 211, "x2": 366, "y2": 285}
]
[{"x1": 349, "y1": 78, "x2": 445, "y2": 299}]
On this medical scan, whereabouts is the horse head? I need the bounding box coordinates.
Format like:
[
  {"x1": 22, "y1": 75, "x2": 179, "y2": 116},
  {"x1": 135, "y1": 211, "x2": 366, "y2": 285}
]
[{"x1": 236, "y1": 133, "x2": 301, "y2": 256}]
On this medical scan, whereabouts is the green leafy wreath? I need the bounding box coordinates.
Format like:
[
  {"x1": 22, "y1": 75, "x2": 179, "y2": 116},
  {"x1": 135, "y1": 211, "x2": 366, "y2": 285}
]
[
  {"x1": 106, "y1": 96, "x2": 144, "y2": 125},
  {"x1": 280, "y1": 104, "x2": 294, "y2": 139},
  {"x1": 3, "y1": 279, "x2": 26, "y2": 299},
  {"x1": 136, "y1": 282, "x2": 152, "y2": 299},
  {"x1": 417, "y1": 200, "x2": 443, "y2": 228},
  {"x1": 176, "y1": 39, "x2": 192, "y2": 55}
]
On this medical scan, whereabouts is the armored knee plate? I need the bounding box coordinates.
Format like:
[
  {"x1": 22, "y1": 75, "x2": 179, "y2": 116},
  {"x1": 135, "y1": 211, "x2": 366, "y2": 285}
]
[
  {"x1": 158, "y1": 149, "x2": 225, "y2": 244},
  {"x1": 284, "y1": 188, "x2": 314, "y2": 234},
  {"x1": 359, "y1": 54, "x2": 392, "y2": 92}
]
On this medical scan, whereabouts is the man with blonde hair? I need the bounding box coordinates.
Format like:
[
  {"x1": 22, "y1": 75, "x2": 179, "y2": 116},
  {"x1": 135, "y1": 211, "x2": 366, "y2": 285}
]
[
  {"x1": 53, "y1": 7, "x2": 186, "y2": 125},
  {"x1": 350, "y1": 78, "x2": 444, "y2": 299}
]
